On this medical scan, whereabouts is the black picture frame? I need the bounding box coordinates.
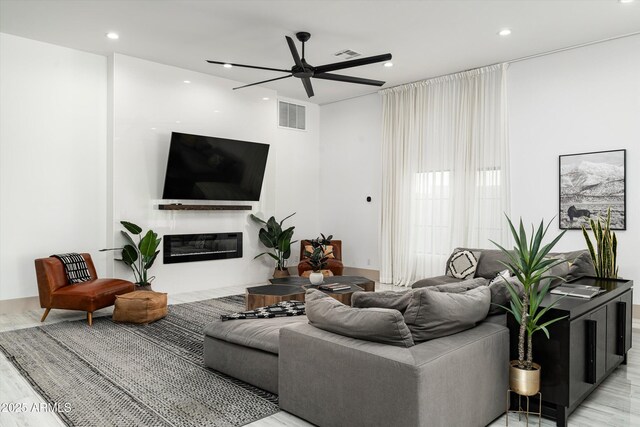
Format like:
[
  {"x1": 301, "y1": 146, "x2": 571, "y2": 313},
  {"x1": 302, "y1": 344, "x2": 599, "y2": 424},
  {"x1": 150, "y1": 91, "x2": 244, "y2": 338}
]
[{"x1": 558, "y1": 149, "x2": 626, "y2": 230}]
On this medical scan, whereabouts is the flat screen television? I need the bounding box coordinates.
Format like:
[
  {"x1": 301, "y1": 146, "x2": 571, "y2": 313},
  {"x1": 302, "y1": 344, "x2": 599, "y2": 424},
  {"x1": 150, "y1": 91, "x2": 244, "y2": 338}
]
[{"x1": 162, "y1": 132, "x2": 270, "y2": 201}]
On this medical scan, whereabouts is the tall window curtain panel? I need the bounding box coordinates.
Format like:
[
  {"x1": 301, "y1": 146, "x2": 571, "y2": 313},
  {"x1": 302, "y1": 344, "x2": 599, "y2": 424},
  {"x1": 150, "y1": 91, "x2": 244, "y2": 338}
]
[{"x1": 380, "y1": 64, "x2": 510, "y2": 286}]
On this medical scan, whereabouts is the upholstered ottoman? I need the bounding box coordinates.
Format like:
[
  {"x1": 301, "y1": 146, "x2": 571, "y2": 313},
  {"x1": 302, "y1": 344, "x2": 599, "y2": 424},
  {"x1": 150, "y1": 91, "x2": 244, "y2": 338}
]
[
  {"x1": 112, "y1": 290, "x2": 167, "y2": 324},
  {"x1": 203, "y1": 316, "x2": 307, "y2": 394}
]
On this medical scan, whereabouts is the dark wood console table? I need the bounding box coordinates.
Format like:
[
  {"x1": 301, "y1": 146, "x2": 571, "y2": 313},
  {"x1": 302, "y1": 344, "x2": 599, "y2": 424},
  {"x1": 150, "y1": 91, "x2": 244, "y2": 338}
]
[{"x1": 507, "y1": 276, "x2": 633, "y2": 426}]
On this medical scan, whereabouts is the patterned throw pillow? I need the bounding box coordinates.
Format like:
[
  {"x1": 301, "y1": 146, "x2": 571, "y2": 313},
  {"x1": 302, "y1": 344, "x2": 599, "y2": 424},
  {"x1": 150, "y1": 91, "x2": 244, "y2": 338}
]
[{"x1": 447, "y1": 250, "x2": 479, "y2": 279}]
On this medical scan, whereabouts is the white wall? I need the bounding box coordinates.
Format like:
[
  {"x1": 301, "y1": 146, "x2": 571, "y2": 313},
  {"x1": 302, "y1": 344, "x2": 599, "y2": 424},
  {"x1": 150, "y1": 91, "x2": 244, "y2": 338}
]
[
  {"x1": 509, "y1": 34, "x2": 640, "y2": 304},
  {"x1": 274, "y1": 97, "x2": 320, "y2": 265},
  {"x1": 0, "y1": 33, "x2": 107, "y2": 301},
  {"x1": 111, "y1": 54, "x2": 320, "y2": 293},
  {"x1": 319, "y1": 94, "x2": 382, "y2": 270},
  {"x1": 318, "y1": 36, "x2": 640, "y2": 302}
]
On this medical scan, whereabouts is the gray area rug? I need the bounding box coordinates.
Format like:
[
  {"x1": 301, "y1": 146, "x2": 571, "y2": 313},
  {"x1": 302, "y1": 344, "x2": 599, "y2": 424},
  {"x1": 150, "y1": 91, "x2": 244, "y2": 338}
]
[{"x1": 0, "y1": 295, "x2": 279, "y2": 426}]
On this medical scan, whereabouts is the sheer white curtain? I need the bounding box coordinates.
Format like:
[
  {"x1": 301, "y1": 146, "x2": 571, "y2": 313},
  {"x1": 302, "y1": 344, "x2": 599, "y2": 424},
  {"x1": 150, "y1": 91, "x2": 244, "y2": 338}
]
[{"x1": 380, "y1": 64, "x2": 510, "y2": 286}]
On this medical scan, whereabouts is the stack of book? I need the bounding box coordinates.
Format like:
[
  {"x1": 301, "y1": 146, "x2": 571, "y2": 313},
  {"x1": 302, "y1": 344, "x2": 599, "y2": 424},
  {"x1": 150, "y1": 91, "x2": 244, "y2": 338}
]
[{"x1": 318, "y1": 283, "x2": 352, "y2": 292}]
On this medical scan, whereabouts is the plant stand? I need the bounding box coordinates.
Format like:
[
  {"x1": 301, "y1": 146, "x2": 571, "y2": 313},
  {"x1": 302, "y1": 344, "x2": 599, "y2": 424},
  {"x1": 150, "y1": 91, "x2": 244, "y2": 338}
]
[{"x1": 506, "y1": 389, "x2": 542, "y2": 427}]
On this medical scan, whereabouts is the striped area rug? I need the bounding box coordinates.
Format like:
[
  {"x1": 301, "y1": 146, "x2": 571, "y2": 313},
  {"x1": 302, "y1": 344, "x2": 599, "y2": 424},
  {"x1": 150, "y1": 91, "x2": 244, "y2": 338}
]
[{"x1": 0, "y1": 295, "x2": 279, "y2": 426}]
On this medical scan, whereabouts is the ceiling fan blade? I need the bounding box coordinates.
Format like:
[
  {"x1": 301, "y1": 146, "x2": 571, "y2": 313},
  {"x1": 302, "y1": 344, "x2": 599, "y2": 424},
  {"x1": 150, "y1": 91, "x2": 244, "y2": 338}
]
[
  {"x1": 313, "y1": 73, "x2": 385, "y2": 87},
  {"x1": 206, "y1": 60, "x2": 290, "y2": 73},
  {"x1": 301, "y1": 77, "x2": 314, "y2": 98},
  {"x1": 285, "y1": 36, "x2": 304, "y2": 68},
  {"x1": 233, "y1": 74, "x2": 293, "y2": 90},
  {"x1": 314, "y1": 53, "x2": 392, "y2": 74}
]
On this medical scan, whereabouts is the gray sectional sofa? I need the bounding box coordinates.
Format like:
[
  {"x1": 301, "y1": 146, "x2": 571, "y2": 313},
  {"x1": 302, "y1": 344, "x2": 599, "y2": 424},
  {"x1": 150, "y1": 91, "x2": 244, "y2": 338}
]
[{"x1": 203, "y1": 247, "x2": 595, "y2": 426}]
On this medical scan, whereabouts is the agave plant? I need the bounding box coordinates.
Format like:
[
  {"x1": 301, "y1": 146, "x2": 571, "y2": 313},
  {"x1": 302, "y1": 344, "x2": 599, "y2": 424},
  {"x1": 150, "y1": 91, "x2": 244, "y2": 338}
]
[
  {"x1": 250, "y1": 213, "x2": 296, "y2": 271},
  {"x1": 582, "y1": 208, "x2": 618, "y2": 279},
  {"x1": 491, "y1": 216, "x2": 568, "y2": 370},
  {"x1": 101, "y1": 221, "x2": 161, "y2": 286}
]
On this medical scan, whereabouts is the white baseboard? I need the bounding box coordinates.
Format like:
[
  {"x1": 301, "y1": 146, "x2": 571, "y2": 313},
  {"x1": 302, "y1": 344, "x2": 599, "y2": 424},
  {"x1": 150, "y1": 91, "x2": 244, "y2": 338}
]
[{"x1": 0, "y1": 296, "x2": 40, "y2": 314}]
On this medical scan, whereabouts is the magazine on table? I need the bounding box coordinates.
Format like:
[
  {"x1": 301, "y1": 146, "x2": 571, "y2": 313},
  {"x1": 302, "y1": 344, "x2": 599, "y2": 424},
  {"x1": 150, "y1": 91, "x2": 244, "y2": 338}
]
[{"x1": 550, "y1": 283, "x2": 604, "y2": 299}]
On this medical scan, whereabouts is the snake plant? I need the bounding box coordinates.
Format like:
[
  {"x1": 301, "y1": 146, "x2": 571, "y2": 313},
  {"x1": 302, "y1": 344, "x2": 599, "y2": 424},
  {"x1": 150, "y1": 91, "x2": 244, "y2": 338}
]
[{"x1": 582, "y1": 208, "x2": 618, "y2": 279}]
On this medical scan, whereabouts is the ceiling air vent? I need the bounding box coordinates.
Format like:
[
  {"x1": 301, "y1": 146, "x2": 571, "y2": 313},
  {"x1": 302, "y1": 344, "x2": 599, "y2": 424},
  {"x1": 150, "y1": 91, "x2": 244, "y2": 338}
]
[
  {"x1": 279, "y1": 101, "x2": 306, "y2": 130},
  {"x1": 334, "y1": 49, "x2": 362, "y2": 60}
]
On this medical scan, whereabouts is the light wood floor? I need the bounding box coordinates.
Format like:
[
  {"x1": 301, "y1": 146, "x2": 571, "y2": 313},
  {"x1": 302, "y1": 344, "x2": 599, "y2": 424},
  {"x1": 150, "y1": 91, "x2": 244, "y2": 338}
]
[{"x1": 0, "y1": 284, "x2": 638, "y2": 427}]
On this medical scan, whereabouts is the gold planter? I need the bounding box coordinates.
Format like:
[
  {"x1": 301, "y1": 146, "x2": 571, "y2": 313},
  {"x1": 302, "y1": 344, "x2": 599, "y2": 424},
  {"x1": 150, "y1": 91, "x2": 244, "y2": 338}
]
[
  {"x1": 509, "y1": 360, "x2": 541, "y2": 396},
  {"x1": 273, "y1": 268, "x2": 290, "y2": 279}
]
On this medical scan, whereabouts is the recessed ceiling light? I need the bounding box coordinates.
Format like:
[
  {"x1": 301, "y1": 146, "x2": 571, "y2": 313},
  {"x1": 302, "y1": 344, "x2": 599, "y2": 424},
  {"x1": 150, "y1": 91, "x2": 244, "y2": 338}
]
[
  {"x1": 262, "y1": 97, "x2": 270, "y2": 101},
  {"x1": 223, "y1": 63, "x2": 233, "y2": 68},
  {"x1": 214, "y1": 110, "x2": 220, "y2": 113},
  {"x1": 498, "y1": 28, "x2": 512, "y2": 36},
  {"x1": 384, "y1": 62, "x2": 393, "y2": 67},
  {"x1": 175, "y1": 120, "x2": 181, "y2": 123},
  {"x1": 106, "y1": 32, "x2": 119, "y2": 40},
  {"x1": 619, "y1": 0, "x2": 634, "y2": 3},
  {"x1": 183, "y1": 80, "x2": 191, "y2": 84},
  {"x1": 150, "y1": 127, "x2": 156, "y2": 130}
]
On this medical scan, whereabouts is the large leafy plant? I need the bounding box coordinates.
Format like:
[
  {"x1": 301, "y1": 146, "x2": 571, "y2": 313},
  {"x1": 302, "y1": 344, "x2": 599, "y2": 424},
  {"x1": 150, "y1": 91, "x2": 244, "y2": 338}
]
[
  {"x1": 491, "y1": 216, "x2": 567, "y2": 370},
  {"x1": 582, "y1": 207, "x2": 618, "y2": 279},
  {"x1": 250, "y1": 213, "x2": 296, "y2": 271},
  {"x1": 102, "y1": 221, "x2": 162, "y2": 286}
]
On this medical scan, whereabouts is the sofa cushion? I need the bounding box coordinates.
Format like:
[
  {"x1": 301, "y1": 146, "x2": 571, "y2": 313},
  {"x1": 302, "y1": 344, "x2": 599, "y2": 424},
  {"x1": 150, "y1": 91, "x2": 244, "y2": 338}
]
[
  {"x1": 430, "y1": 277, "x2": 488, "y2": 293},
  {"x1": 404, "y1": 286, "x2": 491, "y2": 342},
  {"x1": 306, "y1": 289, "x2": 414, "y2": 347},
  {"x1": 412, "y1": 275, "x2": 460, "y2": 289},
  {"x1": 473, "y1": 249, "x2": 513, "y2": 279},
  {"x1": 447, "y1": 250, "x2": 479, "y2": 279},
  {"x1": 488, "y1": 276, "x2": 524, "y2": 315},
  {"x1": 351, "y1": 290, "x2": 412, "y2": 313},
  {"x1": 203, "y1": 315, "x2": 307, "y2": 354}
]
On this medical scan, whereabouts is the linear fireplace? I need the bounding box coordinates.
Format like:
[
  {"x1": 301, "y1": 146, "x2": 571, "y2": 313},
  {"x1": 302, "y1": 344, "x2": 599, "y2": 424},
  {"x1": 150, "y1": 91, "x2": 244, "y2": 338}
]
[{"x1": 163, "y1": 232, "x2": 242, "y2": 264}]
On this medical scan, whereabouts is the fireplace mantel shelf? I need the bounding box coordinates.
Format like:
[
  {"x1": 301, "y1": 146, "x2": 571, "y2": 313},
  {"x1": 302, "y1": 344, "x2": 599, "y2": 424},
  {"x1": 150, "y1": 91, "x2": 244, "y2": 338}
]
[{"x1": 158, "y1": 204, "x2": 252, "y2": 211}]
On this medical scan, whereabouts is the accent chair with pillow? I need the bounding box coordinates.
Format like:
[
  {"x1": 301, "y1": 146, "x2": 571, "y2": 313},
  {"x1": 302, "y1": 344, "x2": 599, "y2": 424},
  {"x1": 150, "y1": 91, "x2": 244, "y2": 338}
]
[
  {"x1": 297, "y1": 239, "x2": 344, "y2": 276},
  {"x1": 35, "y1": 253, "x2": 134, "y2": 325}
]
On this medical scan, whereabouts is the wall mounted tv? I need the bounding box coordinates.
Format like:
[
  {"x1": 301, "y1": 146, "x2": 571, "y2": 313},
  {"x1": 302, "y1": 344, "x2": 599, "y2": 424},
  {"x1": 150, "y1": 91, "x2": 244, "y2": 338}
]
[{"x1": 162, "y1": 132, "x2": 270, "y2": 201}]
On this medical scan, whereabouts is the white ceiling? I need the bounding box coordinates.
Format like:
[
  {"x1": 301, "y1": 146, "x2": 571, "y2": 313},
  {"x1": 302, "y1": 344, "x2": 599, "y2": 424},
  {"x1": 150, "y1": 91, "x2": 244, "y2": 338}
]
[{"x1": 1, "y1": 0, "x2": 639, "y2": 105}]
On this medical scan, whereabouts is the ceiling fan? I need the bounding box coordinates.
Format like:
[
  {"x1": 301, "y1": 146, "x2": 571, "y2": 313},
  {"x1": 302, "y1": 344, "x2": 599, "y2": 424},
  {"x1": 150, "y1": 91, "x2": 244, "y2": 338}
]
[{"x1": 206, "y1": 32, "x2": 392, "y2": 98}]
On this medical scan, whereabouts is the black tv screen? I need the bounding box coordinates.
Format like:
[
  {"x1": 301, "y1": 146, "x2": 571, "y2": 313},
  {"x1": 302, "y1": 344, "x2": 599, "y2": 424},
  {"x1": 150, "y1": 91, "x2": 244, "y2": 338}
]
[{"x1": 162, "y1": 132, "x2": 270, "y2": 201}]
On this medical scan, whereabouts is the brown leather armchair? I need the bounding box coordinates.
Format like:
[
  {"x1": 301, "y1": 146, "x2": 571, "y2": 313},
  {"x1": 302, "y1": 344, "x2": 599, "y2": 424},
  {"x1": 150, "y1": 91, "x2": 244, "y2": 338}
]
[
  {"x1": 297, "y1": 240, "x2": 344, "y2": 276},
  {"x1": 35, "y1": 253, "x2": 134, "y2": 325}
]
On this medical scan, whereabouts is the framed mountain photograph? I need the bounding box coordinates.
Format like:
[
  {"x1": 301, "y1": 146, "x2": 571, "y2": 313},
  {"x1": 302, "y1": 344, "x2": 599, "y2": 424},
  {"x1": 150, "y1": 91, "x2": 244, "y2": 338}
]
[{"x1": 559, "y1": 149, "x2": 626, "y2": 230}]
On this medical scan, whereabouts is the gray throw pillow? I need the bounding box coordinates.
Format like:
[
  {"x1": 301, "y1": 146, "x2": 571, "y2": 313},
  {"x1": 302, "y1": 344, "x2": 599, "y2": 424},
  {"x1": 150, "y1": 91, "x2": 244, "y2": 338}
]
[
  {"x1": 403, "y1": 286, "x2": 491, "y2": 342},
  {"x1": 429, "y1": 277, "x2": 488, "y2": 293},
  {"x1": 351, "y1": 290, "x2": 412, "y2": 313},
  {"x1": 305, "y1": 290, "x2": 415, "y2": 347},
  {"x1": 567, "y1": 251, "x2": 596, "y2": 279},
  {"x1": 542, "y1": 257, "x2": 570, "y2": 287},
  {"x1": 412, "y1": 275, "x2": 461, "y2": 289},
  {"x1": 488, "y1": 276, "x2": 524, "y2": 315}
]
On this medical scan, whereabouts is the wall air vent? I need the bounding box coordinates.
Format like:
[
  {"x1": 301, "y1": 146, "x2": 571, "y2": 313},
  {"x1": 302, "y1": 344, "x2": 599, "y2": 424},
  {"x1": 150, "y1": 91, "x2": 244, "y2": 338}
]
[
  {"x1": 278, "y1": 101, "x2": 306, "y2": 130},
  {"x1": 334, "y1": 49, "x2": 362, "y2": 60}
]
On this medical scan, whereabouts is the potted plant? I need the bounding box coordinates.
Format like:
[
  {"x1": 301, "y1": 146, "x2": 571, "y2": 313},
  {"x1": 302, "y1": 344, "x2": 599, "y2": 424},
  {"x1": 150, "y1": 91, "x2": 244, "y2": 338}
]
[
  {"x1": 101, "y1": 221, "x2": 162, "y2": 290},
  {"x1": 304, "y1": 245, "x2": 334, "y2": 285},
  {"x1": 250, "y1": 212, "x2": 297, "y2": 278},
  {"x1": 491, "y1": 216, "x2": 567, "y2": 396},
  {"x1": 582, "y1": 207, "x2": 618, "y2": 279}
]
